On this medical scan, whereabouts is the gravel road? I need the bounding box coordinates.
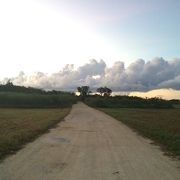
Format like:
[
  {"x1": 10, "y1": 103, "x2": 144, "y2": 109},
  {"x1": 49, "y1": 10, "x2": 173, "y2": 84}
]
[{"x1": 0, "y1": 102, "x2": 179, "y2": 180}]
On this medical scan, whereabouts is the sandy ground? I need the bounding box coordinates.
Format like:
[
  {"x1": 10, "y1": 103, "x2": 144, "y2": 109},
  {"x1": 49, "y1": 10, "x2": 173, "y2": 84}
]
[{"x1": 0, "y1": 102, "x2": 179, "y2": 180}]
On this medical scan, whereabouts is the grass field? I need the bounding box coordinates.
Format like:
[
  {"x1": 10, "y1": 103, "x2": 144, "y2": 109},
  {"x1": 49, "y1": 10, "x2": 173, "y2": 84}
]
[
  {"x1": 0, "y1": 108, "x2": 70, "y2": 160},
  {"x1": 100, "y1": 108, "x2": 180, "y2": 157}
]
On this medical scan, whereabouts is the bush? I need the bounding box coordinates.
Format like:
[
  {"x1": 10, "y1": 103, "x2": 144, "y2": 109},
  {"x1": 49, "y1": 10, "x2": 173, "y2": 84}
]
[
  {"x1": 0, "y1": 92, "x2": 77, "y2": 108},
  {"x1": 85, "y1": 95, "x2": 173, "y2": 109}
]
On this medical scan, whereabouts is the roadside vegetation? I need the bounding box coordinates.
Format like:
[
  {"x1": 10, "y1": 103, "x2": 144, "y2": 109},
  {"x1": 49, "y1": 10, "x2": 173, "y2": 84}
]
[
  {"x1": 0, "y1": 82, "x2": 77, "y2": 160},
  {"x1": 0, "y1": 108, "x2": 70, "y2": 160},
  {"x1": 100, "y1": 108, "x2": 180, "y2": 157},
  {"x1": 0, "y1": 82, "x2": 77, "y2": 108},
  {"x1": 0, "y1": 82, "x2": 179, "y2": 160},
  {"x1": 76, "y1": 85, "x2": 173, "y2": 109},
  {"x1": 85, "y1": 95, "x2": 173, "y2": 109},
  {"x1": 82, "y1": 86, "x2": 180, "y2": 157},
  {"x1": 0, "y1": 92, "x2": 77, "y2": 108}
]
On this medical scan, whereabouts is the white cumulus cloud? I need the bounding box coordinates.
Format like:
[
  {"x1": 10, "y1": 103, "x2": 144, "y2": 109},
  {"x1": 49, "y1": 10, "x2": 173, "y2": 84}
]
[{"x1": 1, "y1": 58, "x2": 180, "y2": 92}]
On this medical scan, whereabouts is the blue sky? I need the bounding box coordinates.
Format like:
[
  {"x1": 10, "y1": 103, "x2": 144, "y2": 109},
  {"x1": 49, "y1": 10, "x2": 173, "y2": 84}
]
[
  {"x1": 57, "y1": 0, "x2": 180, "y2": 59},
  {"x1": 0, "y1": 0, "x2": 180, "y2": 78}
]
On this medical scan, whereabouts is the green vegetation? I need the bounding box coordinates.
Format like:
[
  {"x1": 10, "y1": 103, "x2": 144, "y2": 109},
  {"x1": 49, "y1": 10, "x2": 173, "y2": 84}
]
[
  {"x1": 96, "y1": 87, "x2": 112, "y2": 96},
  {"x1": 85, "y1": 95, "x2": 173, "y2": 109},
  {"x1": 170, "y1": 99, "x2": 180, "y2": 108},
  {"x1": 0, "y1": 83, "x2": 77, "y2": 160},
  {"x1": 0, "y1": 92, "x2": 77, "y2": 108},
  {"x1": 77, "y1": 86, "x2": 90, "y2": 101},
  {"x1": 0, "y1": 83, "x2": 77, "y2": 108},
  {"x1": 0, "y1": 81, "x2": 44, "y2": 94},
  {"x1": 85, "y1": 92, "x2": 179, "y2": 156},
  {"x1": 0, "y1": 82, "x2": 179, "y2": 160},
  {"x1": 100, "y1": 108, "x2": 180, "y2": 157},
  {"x1": 0, "y1": 108, "x2": 70, "y2": 160}
]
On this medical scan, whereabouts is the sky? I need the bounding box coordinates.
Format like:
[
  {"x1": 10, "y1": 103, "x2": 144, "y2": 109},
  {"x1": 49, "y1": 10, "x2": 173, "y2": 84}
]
[
  {"x1": 129, "y1": 89, "x2": 180, "y2": 100},
  {"x1": 0, "y1": 0, "x2": 180, "y2": 98}
]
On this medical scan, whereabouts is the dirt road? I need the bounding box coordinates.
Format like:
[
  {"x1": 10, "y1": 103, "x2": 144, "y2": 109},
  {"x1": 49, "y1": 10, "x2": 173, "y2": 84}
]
[{"x1": 0, "y1": 103, "x2": 179, "y2": 180}]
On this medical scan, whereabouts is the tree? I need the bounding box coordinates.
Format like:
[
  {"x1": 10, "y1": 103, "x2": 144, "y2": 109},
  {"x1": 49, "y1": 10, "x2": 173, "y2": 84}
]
[
  {"x1": 96, "y1": 86, "x2": 112, "y2": 96},
  {"x1": 97, "y1": 87, "x2": 104, "y2": 96},
  {"x1": 103, "y1": 87, "x2": 112, "y2": 96},
  {"x1": 77, "y1": 86, "x2": 90, "y2": 100},
  {"x1": 6, "y1": 79, "x2": 13, "y2": 86}
]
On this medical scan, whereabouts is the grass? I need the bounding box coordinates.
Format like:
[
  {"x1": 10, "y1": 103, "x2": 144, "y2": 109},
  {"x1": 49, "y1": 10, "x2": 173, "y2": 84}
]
[
  {"x1": 85, "y1": 95, "x2": 173, "y2": 109},
  {"x1": 0, "y1": 108, "x2": 70, "y2": 160},
  {"x1": 0, "y1": 92, "x2": 77, "y2": 108},
  {"x1": 174, "y1": 104, "x2": 180, "y2": 109},
  {"x1": 100, "y1": 108, "x2": 180, "y2": 157}
]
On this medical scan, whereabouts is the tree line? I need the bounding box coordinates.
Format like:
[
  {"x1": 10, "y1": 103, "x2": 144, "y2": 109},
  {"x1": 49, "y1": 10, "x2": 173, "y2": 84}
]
[
  {"x1": 77, "y1": 86, "x2": 175, "y2": 109},
  {"x1": 77, "y1": 86, "x2": 112, "y2": 97}
]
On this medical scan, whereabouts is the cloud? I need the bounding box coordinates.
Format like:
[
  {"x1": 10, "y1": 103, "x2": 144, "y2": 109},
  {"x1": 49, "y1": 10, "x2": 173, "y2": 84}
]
[
  {"x1": 1, "y1": 58, "x2": 180, "y2": 91},
  {"x1": 158, "y1": 75, "x2": 180, "y2": 89}
]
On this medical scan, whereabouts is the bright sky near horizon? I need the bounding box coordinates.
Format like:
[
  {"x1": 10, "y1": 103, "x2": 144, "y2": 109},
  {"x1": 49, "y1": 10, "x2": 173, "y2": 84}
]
[{"x1": 0, "y1": 0, "x2": 180, "y2": 78}]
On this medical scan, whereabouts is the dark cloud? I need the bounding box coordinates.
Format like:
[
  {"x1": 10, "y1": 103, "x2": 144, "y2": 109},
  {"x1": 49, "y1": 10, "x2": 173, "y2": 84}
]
[{"x1": 2, "y1": 58, "x2": 180, "y2": 91}]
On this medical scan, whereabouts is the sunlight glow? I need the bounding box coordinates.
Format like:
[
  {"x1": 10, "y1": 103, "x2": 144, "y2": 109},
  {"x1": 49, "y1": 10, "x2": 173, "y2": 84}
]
[
  {"x1": 0, "y1": 0, "x2": 118, "y2": 77},
  {"x1": 129, "y1": 89, "x2": 180, "y2": 100}
]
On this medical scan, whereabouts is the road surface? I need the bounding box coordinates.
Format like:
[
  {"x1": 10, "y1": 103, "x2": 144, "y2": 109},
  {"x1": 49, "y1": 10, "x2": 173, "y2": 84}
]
[{"x1": 0, "y1": 102, "x2": 179, "y2": 180}]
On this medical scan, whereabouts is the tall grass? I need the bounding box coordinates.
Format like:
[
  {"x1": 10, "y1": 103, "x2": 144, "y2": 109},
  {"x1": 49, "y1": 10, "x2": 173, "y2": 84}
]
[
  {"x1": 0, "y1": 92, "x2": 77, "y2": 108},
  {"x1": 85, "y1": 95, "x2": 173, "y2": 109}
]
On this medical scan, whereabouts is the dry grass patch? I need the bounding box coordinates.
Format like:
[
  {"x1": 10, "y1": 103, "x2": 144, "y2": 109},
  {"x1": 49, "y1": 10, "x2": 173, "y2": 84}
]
[{"x1": 0, "y1": 108, "x2": 70, "y2": 160}]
